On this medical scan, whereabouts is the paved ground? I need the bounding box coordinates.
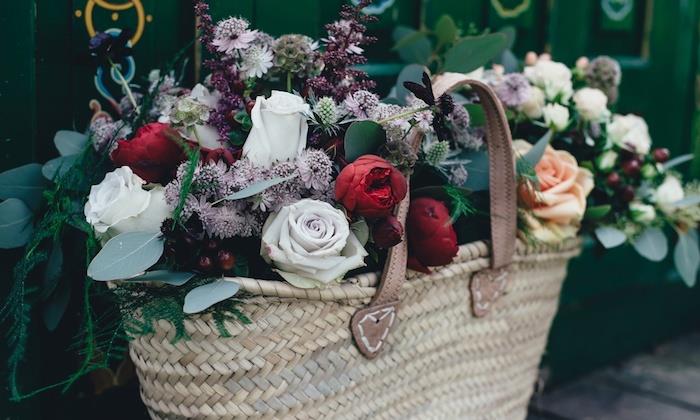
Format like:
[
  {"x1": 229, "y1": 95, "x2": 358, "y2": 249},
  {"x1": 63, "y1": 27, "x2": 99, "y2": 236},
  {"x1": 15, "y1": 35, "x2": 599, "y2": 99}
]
[{"x1": 528, "y1": 332, "x2": 700, "y2": 420}]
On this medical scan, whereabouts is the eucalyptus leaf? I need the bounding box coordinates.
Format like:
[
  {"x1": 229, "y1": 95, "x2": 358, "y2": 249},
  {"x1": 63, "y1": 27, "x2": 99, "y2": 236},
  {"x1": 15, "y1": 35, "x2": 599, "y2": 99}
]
[
  {"x1": 351, "y1": 219, "x2": 370, "y2": 246},
  {"x1": 344, "y1": 121, "x2": 387, "y2": 162},
  {"x1": 461, "y1": 150, "x2": 489, "y2": 191},
  {"x1": 584, "y1": 204, "x2": 612, "y2": 221},
  {"x1": 523, "y1": 130, "x2": 553, "y2": 167},
  {"x1": 221, "y1": 174, "x2": 296, "y2": 201},
  {"x1": 41, "y1": 240, "x2": 64, "y2": 299},
  {"x1": 442, "y1": 33, "x2": 509, "y2": 74},
  {"x1": 663, "y1": 154, "x2": 693, "y2": 170},
  {"x1": 54, "y1": 130, "x2": 88, "y2": 156},
  {"x1": 632, "y1": 227, "x2": 668, "y2": 262},
  {"x1": 0, "y1": 198, "x2": 33, "y2": 249},
  {"x1": 87, "y1": 232, "x2": 164, "y2": 281},
  {"x1": 674, "y1": 195, "x2": 700, "y2": 207},
  {"x1": 395, "y1": 64, "x2": 428, "y2": 105},
  {"x1": 434, "y1": 15, "x2": 458, "y2": 45},
  {"x1": 183, "y1": 279, "x2": 240, "y2": 314},
  {"x1": 121, "y1": 270, "x2": 196, "y2": 286},
  {"x1": 674, "y1": 232, "x2": 700, "y2": 287},
  {"x1": 43, "y1": 280, "x2": 70, "y2": 332},
  {"x1": 42, "y1": 155, "x2": 79, "y2": 180},
  {"x1": 392, "y1": 26, "x2": 432, "y2": 65},
  {"x1": 595, "y1": 226, "x2": 627, "y2": 249},
  {"x1": 0, "y1": 163, "x2": 49, "y2": 210}
]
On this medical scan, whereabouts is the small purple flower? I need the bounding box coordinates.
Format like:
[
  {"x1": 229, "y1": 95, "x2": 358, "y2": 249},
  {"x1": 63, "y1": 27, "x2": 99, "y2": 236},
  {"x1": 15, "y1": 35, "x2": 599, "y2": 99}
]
[
  {"x1": 211, "y1": 17, "x2": 257, "y2": 55},
  {"x1": 494, "y1": 73, "x2": 532, "y2": 108},
  {"x1": 89, "y1": 29, "x2": 132, "y2": 68}
]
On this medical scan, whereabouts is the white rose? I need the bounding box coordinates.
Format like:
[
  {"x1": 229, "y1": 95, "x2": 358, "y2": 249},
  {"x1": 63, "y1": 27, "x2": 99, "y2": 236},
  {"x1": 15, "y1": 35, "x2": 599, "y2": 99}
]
[
  {"x1": 607, "y1": 114, "x2": 651, "y2": 155},
  {"x1": 654, "y1": 175, "x2": 685, "y2": 214},
  {"x1": 84, "y1": 167, "x2": 170, "y2": 238},
  {"x1": 629, "y1": 202, "x2": 656, "y2": 223},
  {"x1": 243, "y1": 91, "x2": 310, "y2": 168},
  {"x1": 261, "y1": 199, "x2": 368, "y2": 288},
  {"x1": 519, "y1": 86, "x2": 545, "y2": 119},
  {"x1": 524, "y1": 60, "x2": 573, "y2": 103},
  {"x1": 543, "y1": 103, "x2": 570, "y2": 132},
  {"x1": 573, "y1": 88, "x2": 610, "y2": 122},
  {"x1": 596, "y1": 150, "x2": 618, "y2": 172}
]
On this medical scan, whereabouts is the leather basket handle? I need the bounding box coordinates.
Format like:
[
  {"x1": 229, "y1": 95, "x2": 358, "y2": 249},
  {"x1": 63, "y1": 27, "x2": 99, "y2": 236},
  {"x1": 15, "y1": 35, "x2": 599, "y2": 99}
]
[{"x1": 351, "y1": 75, "x2": 518, "y2": 358}]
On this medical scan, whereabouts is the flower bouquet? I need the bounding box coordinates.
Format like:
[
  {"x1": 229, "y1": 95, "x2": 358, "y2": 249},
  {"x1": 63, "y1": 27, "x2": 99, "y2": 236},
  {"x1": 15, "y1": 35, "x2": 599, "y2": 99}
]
[{"x1": 1, "y1": 3, "x2": 697, "y2": 419}]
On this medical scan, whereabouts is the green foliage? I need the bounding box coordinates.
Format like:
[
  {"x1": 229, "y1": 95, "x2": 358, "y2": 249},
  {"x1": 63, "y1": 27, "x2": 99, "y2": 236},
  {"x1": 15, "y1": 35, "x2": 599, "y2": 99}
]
[
  {"x1": 442, "y1": 33, "x2": 508, "y2": 74},
  {"x1": 172, "y1": 146, "x2": 201, "y2": 224},
  {"x1": 344, "y1": 121, "x2": 387, "y2": 162}
]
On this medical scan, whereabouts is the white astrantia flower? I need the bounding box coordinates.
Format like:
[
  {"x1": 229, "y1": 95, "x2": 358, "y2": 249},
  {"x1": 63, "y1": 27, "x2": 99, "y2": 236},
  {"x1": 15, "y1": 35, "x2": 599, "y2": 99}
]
[
  {"x1": 261, "y1": 199, "x2": 368, "y2": 288},
  {"x1": 654, "y1": 175, "x2": 685, "y2": 214},
  {"x1": 607, "y1": 114, "x2": 651, "y2": 155},
  {"x1": 524, "y1": 60, "x2": 573, "y2": 103},
  {"x1": 84, "y1": 166, "x2": 170, "y2": 240},
  {"x1": 242, "y1": 91, "x2": 310, "y2": 168},
  {"x1": 240, "y1": 45, "x2": 274, "y2": 78},
  {"x1": 518, "y1": 86, "x2": 546, "y2": 119},
  {"x1": 573, "y1": 87, "x2": 610, "y2": 122},
  {"x1": 543, "y1": 103, "x2": 570, "y2": 132},
  {"x1": 212, "y1": 17, "x2": 257, "y2": 55}
]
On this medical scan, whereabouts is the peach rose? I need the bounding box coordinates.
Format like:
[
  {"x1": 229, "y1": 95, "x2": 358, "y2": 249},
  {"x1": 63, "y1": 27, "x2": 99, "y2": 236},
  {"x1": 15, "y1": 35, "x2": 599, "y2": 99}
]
[{"x1": 514, "y1": 140, "x2": 593, "y2": 225}]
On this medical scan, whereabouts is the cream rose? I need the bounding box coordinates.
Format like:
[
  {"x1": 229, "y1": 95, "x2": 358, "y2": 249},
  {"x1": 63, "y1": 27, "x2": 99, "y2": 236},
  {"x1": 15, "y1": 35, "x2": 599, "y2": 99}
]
[
  {"x1": 519, "y1": 86, "x2": 545, "y2": 119},
  {"x1": 607, "y1": 114, "x2": 651, "y2": 155},
  {"x1": 524, "y1": 60, "x2": 573, "y2": 102},
  {"x1": 261, "y1": 199, "x2": 368, "y2": 288},
  {"x1": 242, "y1": 90, "x2": 310, "y2": 168},
  {"x1": 514, "y1": 140, "x2": 594, "y2": 225},
  {"x1": 543, "y1": 103, "x2": 570, "y2": 132},
  {"x1": 654, "y1": 175, "x2": 685, "y2": 214},
  {"x1": 84, "y1": 166, "x2": 170, "y2": 238},
  {"x1": 573, "y1": 87, "x2": 609, "y2": 122}
]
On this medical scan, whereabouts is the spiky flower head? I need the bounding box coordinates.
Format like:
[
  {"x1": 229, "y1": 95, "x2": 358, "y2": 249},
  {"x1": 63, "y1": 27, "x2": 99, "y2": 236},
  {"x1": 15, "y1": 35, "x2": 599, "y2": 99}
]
[
  {"x1": 494, "y1": 73, "x2": 532, "y2": 108},
  {"x1": 273, "y1": 34, "x2": 321, "y2": 77},
  {"x1": 425, "y1": 141, "x2": 450, "y2": 166},
  {"x1": 585, "y1": 56, "x2": 622, "y2": 104},
  {"x1": 314, "y1": 96, "x2": 339, "y2": 126},
  {"x1": 212, "y1": 17, "x2": 257, "y2": 55},
  {"x1": 344, "y1": 89, "x2": 380, "y2": 118},
  {"x1": 169, "y1": 96, "x2": 210, "y2": 127}
]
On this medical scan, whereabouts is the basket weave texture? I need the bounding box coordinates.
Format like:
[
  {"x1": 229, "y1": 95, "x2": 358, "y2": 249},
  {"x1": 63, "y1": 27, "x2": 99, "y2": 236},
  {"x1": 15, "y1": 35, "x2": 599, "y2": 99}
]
[{"x1": 129, "y1": 238, "x2": 580, "y2": 420}]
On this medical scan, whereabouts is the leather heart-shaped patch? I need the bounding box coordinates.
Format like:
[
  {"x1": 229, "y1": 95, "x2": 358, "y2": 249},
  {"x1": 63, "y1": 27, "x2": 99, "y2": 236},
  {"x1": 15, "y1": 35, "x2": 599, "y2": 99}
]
[
  {"x1": 351, "y1": 302, "x2": 398, "y2": 359},
  {"x1": 470, "y1": 266, "x2": 511, "y2": 317}
]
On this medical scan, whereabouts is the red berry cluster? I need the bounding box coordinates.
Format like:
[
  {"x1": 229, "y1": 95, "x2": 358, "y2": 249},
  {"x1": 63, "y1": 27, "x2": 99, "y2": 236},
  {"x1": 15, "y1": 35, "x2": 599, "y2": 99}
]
[
  {"x1": 162, "y1": 219, "x2": 238, "y2": 275},
  {"x1": 605, "y1": 148, "x2": 669, "y2": 203}
]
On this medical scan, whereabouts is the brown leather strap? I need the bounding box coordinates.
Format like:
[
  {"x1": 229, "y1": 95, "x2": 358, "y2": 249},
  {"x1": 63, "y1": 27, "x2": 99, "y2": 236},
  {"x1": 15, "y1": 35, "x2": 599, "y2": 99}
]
[{"x1": 351, "y1": 75, "x2": 517, "y2": 358}]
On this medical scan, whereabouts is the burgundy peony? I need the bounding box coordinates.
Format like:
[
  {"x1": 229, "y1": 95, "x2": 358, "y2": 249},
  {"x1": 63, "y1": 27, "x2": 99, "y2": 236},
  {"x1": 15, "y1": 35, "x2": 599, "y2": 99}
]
[
  {"x1": 335, "y1": 155, "x2": 407, "y2": 218},
  {"x1": 406, "y1": 197, "x2": 458, "y2": 273},
  {"x1": 111, "y1": 123, "x2": 185, "y2": 183},
  {"x1": 372, "y1": 215, "x2": 403, "y2": 249}
]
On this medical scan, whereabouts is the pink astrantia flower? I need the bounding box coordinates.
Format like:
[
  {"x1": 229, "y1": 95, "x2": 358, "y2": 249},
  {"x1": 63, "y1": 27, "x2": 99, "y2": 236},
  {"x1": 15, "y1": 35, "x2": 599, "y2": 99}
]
[{"x1": 211, "y1": 17, "x2": 257, "y2": 55}]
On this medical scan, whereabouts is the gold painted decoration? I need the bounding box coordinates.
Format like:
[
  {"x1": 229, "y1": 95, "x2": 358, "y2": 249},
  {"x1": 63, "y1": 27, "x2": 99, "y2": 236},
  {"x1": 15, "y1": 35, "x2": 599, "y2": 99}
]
[
  {"x1": 76, "y1": 0, "x2": 150, "y2": 46},
  {"x1": 490, "y1": 0, "x2": 531, "y2": 19}
]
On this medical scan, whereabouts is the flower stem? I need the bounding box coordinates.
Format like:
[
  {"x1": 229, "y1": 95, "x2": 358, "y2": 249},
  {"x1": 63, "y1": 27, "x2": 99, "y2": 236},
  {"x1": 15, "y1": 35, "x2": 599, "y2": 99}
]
[
  {"x1": 286, "y1": 72, "x2": 292, "y2": 93},
  {"x1": 108, "y1": 58, "x2": 140, "y2": 115},
  {"x1": 377, "y1": 106, "x2": 431, "y2": 125}
]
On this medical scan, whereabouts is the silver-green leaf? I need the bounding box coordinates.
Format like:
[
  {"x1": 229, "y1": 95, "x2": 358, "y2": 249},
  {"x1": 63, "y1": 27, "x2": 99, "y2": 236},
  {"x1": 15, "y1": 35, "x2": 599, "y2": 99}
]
[
  {"x1": 87, "y1": 232, "x2": 164, "y2": 281},
  {"x1": 42, "y1": 155, "x2": 79, "y2": 180},
  {"x1": 183, "y1": 279, "x2": 240, "y2": 314},
  {"x1": 674, "y1": 232, "x2": 700, "y2": 287},
  {"x1": 221, "y1": 174, "x2": 296, "y2": 202},
  {"x1": 595, "y1": 226, "x2": 627, "y2": 249},
  {"x1": 0, "y1": 163, "x2": 49, "y2": 210},
  {"x1": 523, "y1": 130, "x2": 553, "y2": 167},
  {"x1": 121, "y1": 270, "x2": 195, "y2": 286},
  {"x1": 54, "y1": 130, "x2": 88, "y2": 156},
  {"x1": 632, "y1": 227, "x2": 668, "y2": 262},
  {"x1": 0, "y1": 198, "x2": 34, "y2": 249}
]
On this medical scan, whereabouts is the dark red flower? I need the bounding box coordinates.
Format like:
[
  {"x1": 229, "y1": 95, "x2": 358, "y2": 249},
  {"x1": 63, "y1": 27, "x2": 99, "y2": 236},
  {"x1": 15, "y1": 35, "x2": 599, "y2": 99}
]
[
  {"x1": 372, "y1": 215, "x2": 404, "y2": 249},
  {"x1": 406, "y1": 197, "x2": 458, "y2": 273},
  {"x1": 111, "y1": 122, "x2": 185, "y2": 183},
  {"x1": 335, "y1": 155, "x2": 408, "y2": 218},
  {"x1": 201, "y1": 147, "x2": 237, "y2": 165}
]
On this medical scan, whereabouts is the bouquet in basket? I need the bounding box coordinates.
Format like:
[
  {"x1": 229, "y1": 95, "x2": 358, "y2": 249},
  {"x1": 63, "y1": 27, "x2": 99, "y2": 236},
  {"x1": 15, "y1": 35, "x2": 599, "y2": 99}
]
[{"x1": 0, "y1": 1, "x2": 698, "y2": 402}]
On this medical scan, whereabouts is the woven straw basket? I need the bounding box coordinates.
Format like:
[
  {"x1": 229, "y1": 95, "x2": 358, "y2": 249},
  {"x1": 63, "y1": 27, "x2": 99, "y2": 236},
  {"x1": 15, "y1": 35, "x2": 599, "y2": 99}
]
[{"x1": 127, "y1": 77, "x2": 582, "y2": 419}]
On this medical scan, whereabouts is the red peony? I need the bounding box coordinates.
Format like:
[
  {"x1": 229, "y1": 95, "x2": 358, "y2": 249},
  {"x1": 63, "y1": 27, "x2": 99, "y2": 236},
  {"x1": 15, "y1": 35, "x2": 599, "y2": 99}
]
[
  {"x1": 406, "y1": 197, "x2": 458, "y2": 273},
  {"x1": 335, "y1": 155, "x2": 407, "y2": 218},
  {"x1": 110, "y1": 123, "x2": 185, "y2": 183}
]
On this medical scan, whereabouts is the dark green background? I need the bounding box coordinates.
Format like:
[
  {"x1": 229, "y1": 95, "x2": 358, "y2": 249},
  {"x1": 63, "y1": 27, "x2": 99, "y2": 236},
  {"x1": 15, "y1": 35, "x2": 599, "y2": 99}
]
[{"x1": 2, "y1": 0, "x2": 699, "y2": 418}]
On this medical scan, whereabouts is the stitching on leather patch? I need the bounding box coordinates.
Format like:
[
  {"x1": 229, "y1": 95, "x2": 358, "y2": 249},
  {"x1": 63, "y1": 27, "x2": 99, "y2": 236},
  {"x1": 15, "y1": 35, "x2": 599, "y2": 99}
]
[
  {"x1": 356, "y1": 306, "x2": 396, "y2": 354},
  {"x1": 471, "y1": 267, "x2": 510, "y2": 318}
]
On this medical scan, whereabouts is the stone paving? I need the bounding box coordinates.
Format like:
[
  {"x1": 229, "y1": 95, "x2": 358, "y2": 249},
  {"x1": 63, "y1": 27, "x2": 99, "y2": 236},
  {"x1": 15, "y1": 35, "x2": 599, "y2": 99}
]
[{"x1": 529, "y1": 332, "x2": 700, "y2": 419}]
